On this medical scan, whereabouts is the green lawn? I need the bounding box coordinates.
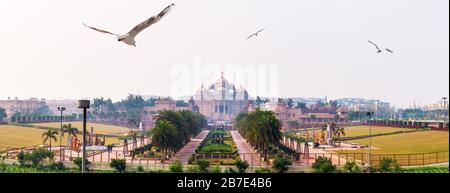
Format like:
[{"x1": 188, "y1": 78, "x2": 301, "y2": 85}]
[
  {"x1": 402, "y1": 166, "x2": 449, "y2": 173},
  {"x1": 0, "y1": 125, "x2": 122, "y2": 151},
  {"x1": 29, "y1": 122, "x2": 130, "y2": 135},
  {"x1": 294, "y1": 126, "x2": 415, "y2": 138},
  {"x1": 338, "y1": 130, "x2": 448, "y2": 154},
  {"x1": 333, "y1": 131, "x2": 449, "y2": 166}
]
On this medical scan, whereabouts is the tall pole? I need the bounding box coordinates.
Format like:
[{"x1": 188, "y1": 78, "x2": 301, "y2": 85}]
[
  {"x1": 367, "y1": 112, "x2": 374, "y2": 170},
  {"x1": 78, "y1": 100, "x2": 90, "y2": 173},
  {"x1": 57, "y1": 107, "x2": 66, "y2": 162},
  {"x1": 443, "y1": 97, "x2": 447, "y2": 120}
]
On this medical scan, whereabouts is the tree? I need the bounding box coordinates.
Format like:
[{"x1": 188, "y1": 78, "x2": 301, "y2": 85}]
[
  {"x1": 151, "y1": 120, "x2": 180, "y2": 162},
  {"x1": 272, "y1": 154, "x2": 292, "y2": 173},
  {"x1": 236, "y1": 108, "x2": 282, "y2": 161},
  {"x1": 62, "y1": 124, "x2": 79, "y2": 146},
  {"x1": 42, "y1": 129, "x2": 59, "y2": 150},
  {"x1": 297, "y1": 102, "x2": 307, "y2": 111},
  {"x1": 234, "y1": 160, "x2": 249, "y2": 173},
  {"x1": 0, "y1": 107, "x2": 7, "y2": 122},
  {"x1": 287, "y1": 98, "x2": 294, "y2": 108},
  {"x1": 110, "y1": 159, "x2": 127, "y2": 173},
  {"x1": 312, "y1": 157, "x2": 336, "y2": 173},
  {"x1": 333, "y1": 127, "x2": 346, "y2": 147}
]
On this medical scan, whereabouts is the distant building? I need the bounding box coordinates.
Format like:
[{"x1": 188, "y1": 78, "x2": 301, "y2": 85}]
[
  {"x1": 46, "y1": 99, "x2": 82, "y2": 115},
  {"x1": 193, "y1": 73, "x2": 250, "y2": 121},
  {"x1": 0, "y1": 98, "x2": 46, "y2": 118},
  {"x1": 263, "y1": 100, "x2": 348, "y2": 129}
]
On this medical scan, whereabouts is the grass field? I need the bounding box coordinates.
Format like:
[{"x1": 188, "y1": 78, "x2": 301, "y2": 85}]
[
  {"x1": 29, "y1": 122, "x2": 130, "y2": 135},
  {"x1": 332, "y1": 130, "x2": 449, "y2": 166},
  {"x1": 0, "y1": 125, "x2": 122, "y2": 151},
  {"x1": 337, "y1": 130, "x2": 448, "y2": 154},
  {"x1": 294, "y1": 126, "x2": 416, "y2": 138}
]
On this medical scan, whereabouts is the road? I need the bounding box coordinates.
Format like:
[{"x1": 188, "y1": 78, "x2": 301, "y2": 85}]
[{"x1": 230, "y1": 131, "x2": 265, "y2": 166}]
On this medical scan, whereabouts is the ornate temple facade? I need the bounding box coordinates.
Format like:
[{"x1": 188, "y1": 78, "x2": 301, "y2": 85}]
[{"x1": 193, "y1": 73, "x2": 250, "y2": 121}]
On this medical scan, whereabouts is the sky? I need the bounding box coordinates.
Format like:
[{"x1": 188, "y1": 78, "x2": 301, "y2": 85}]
[{"x1": 0, "y1": 0, "x2": 448, "y2": 108}]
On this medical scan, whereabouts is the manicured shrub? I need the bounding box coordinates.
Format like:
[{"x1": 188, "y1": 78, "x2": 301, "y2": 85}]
[
  {"x1": 224, "y1": 167, "x2": 238, "y2": 173},
  {"x1": 312, "y1": 157, "x2": 336, "y2": 173},
  {"x1": 211, "y1": 166, "x2": 222, "y2": 173},
  {"x1": 272, "y1": 154, "x2": 292, "y2": 173},
  {"x1": 17, "y1": 151, "x2": 27, "y2": 166},
  {"x1": 186, "y1": 165, "x2": 199, "y2": 173},
  {"x1": 169, "y1": 160, "x2": 184, "y2": 173},
  {"x1": 234, "y1": 160, "x2": 249, "y2": 173},
  {"x1": 196, "y1": 160, "x2": 210, "y2": 173},
  {"x1": 255, "y1": 168, "x2": 272, "y2": 173},
  {"x1": 110, "y1": 159, "x2": 127, "y2": 173},
  {"x1": 378, "y1": 158, "x2": 402, "y2": 173},
  {"x1": 47, "y1": 162, "x2": 65, "y2": 171},
  {"x1": 342, "y1": 161, "x2": 361, "y2": 173},
  {"x1": 136, "y1": 165, "x2": 145, "y2": 173},
  {"x1": 73, "y1": 157, "x2": 90, "y2": 171}
]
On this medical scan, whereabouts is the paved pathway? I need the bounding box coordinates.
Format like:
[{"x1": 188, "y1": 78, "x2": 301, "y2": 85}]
[
  {"x1": 230, "y1": 131, "x2": 265, "y2": 166},
  {"x1": 174, "y1": 130, "x2": 209, "y2": 164}
]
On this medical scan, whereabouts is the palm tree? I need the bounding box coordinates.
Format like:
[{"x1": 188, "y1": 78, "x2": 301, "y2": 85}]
[
  {"x1": 151, "y1": 120, "x2": 179, "y2": 163},
  {"x1": 334, "y1": 127, "x2": 346, "y2": 147},
  {"x1": 62, "y1": 123, "x2": 79, "y2": 146},
  {"x1": 247, "y1": 108, "x2": 282, "y2": 161},
  {"x1": 42, "y1": 129, "x2": 59, "y2": 151}
]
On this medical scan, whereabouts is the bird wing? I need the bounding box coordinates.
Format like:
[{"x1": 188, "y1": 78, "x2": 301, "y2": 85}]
[
  {"x1": 82, "y1": 23, "x2": 119, "y2": 36},
  {"x1": 385, "y1": 48, "x2": 394, "y2": 53},
  {"x1": 246, "y1": 33, "x2": 256, "y2": 39},
  {"x1": 367, "y1": 40, "x2": 381, "y2": 50},
  {"x1": 127, "y1": 3, "x2": 175, "y2": 38},
  {"x1": 256, "y1": 28, "x2": 265, "y2": 34}
]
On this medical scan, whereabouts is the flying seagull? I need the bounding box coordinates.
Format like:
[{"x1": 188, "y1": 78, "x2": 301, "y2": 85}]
[
  {"x1": 246, "y1": 28, "x2": 265, "y2": 40},
  {"x1": 367, "y1": 40, "x2": 394, "y2": 54},
  {"x1": 83, "y1": 3, "x2": 175, "y2": 47},
  {"x1": 367, "y1": 40, "x2": 382, "y2": 53},
  {"x1": 385, "y1": 48, "x2": 394, "y2": 54}
]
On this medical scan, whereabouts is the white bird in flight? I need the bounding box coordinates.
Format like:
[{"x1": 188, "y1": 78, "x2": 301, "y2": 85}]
[
  {"x1": 83, "y1": 3, "x2": 175, "y2": 47},
  {"x1": 368, "y1": 40, "x2": 394, "y2": 54},
  {"x1": 246, "y1": 28, "x2": 265, "y2": 40}
]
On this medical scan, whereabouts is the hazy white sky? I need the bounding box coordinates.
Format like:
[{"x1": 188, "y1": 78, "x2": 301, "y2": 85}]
[{"x1": 0, "y1": 0, "x2": 448, "y2": 107}]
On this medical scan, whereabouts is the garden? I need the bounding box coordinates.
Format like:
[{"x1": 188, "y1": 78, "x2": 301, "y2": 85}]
[{"x1": 189, "y1": 129, "x2": 239, "y2": 165}]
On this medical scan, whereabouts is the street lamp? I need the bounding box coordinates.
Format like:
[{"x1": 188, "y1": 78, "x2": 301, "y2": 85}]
[
  {"x1": 78, "y1": 100, "x2": 90, "y2": 173},
  {"x1": 443, "y1": 97, "x2": 448, "y2": 120},
  {"x1": 367, "y1": 111, "x2": 374, "y2": 169},
  {"x1": 57, "y1": 107, "x2": 66, "y2": 162}
]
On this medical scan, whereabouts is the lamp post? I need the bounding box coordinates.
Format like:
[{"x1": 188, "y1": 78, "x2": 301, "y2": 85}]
[
  {"x1": 78, "y1": 100, "x2": 90, "y2": 173},
  {"x1": 57, "y1": 107, "x2": 66, "y2": 162},
  {"x1": 367, "y1": 111, "x2": 374, "y2": 169},
  {"x1": 443, "y1": 97, "x2": 448, "y2": 120}
]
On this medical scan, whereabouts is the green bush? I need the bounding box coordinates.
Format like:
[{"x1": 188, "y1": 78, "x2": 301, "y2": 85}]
[
  {"x1": 342, "y1": 161, "x2": 361, "y2": 173},
  {"x1": 136, "y1": 165, "x2": 145, "y2": 173},
  {"x1": 16, "y1": 149, "x2": 54, "y2": 167},
  {"x1": 224, "y1": 167, "x2": 238, "y2": 173},
  {"x1": 169, "y1": 160, "x2": 184, "y2": 173},
  {"x1": 17, "y1": 151, "x2": 27, "y2": 166},
  {"x1": 378, "y1": 158, "x2": 402, "y2": 173},
  {"x1": 73, "y1": 157, "x2": 91, "y2": 171},
  {"x1": 110, "y1": 159, "x2": 127, "y2": 173},
  {"x1": 312, "y1": 157, "x2": 336, "y2": 173},
  {"x1": 186, "y1": 165, "x2": 199, "y2": 173},
  {"x1": 255, "y1": 168, "x2": 272, "y2": 173},
  {"x1": 196, "y1": 160, "x2": 210, "y2": 173},
  {"x1": 211, "y1": 166, "x2": 222, "y2": 173},
  {"x1": 234, "y1": 160, "x2": 249, "y2": 173},
  {"x1": 47, "y1": 162, "x2": 66, "y2": 171},
  {"x1": 272, "y1": 155, "x2": 292, "y2": 173}
]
